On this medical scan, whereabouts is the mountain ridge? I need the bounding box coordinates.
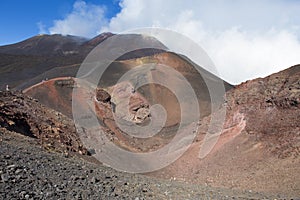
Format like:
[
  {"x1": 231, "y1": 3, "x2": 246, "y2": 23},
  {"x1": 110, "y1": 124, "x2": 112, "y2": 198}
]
[{"x1": 0, "y1": 33, "x2": 299, "y2": 197}]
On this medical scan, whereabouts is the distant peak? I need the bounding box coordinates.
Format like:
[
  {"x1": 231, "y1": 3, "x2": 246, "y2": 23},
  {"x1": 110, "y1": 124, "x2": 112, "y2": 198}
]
[{"x1": 85, "y1": 32, "x2": 115, "y2": 46}]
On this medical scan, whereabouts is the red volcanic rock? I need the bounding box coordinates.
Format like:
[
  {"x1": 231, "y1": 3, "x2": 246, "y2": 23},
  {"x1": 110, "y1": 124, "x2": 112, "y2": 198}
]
[
  {"x1": 133, "y1": 105, "x2": 150, "y2": 123},
  {"x1": 14, "y1": 44, "x2": 299, "y2": 195},
  {"x1": 92, "y1": 82, "x2": 155, "y2": 151},
  {"x1": 95, "y1": 88, "x2": 111, "y2": 103},
  {"x1": 23, "y1": 77, "x2": 75, "y2": 118},
  {"x1": 109, "y1": 82, "x2": 150, "y2": 123},
  {"x1": 0, "y1": 91, "x2": 87, "y2": 155},
  {"x1": 149, "y1": 65, "x2": 300, "y2": 196},
  {"x1": 94, "y1": 82, "x2": 150, "y2": 129},
  {"x1": 85, "y1": 32, "x2": 114, "y2": 46},
  {"x1": 225, "y1": 65, "x2": 300, "y2": 159}
]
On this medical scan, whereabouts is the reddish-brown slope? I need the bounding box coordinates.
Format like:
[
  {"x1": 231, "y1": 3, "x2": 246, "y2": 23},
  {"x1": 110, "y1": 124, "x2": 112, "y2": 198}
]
[
  {"x1": 21, "y1": 53, "x2": 299, "y2": 195},
  {"x1": 0, "y1": 91, "x2": 87, "y2": 155},
  {"x1": 24, "y1": 77, "x2": 75, "y2": 118},
  {"x1": 149, "y1": 65, "x2": 300, "y2": 196}
]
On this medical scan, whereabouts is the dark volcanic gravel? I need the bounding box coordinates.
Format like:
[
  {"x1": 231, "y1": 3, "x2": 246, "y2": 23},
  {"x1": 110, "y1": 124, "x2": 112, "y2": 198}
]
[{"x1": 0, "y1": 129, "x2": 291, "y2": 200}]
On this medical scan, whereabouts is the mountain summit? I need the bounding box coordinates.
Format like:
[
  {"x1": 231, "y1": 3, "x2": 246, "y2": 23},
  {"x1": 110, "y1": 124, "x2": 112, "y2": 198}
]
[{"x1": 0, "y1": 33, "x2": 299, "y2": 198}]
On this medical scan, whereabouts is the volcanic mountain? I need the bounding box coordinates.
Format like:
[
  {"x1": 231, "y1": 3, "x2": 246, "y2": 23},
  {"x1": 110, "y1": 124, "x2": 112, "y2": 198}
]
[
  {"x1": 149, "y1": 64, "x2": 300, "y2": 195},
  {"x1": 0, "y1": 32, "x2": 166, "y2": 90},
  {"x1": 0, "y1": 33, "x2": 299, "y2": 198}
]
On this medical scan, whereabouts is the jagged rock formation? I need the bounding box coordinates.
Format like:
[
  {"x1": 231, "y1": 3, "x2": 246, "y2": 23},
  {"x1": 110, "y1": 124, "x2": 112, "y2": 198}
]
[{"x1": 0, "y1": 91, "x2": 87, "y2": 155}]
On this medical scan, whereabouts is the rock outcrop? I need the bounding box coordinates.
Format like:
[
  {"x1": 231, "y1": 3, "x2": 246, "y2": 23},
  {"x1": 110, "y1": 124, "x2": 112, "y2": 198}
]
[{"x1": 0, "y1": 91, "x2": 87, "y2": 155}]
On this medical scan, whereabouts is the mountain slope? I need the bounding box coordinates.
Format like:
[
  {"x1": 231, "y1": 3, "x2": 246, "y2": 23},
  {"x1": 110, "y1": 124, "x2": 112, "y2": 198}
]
[
  {"x1": 1, "y1": 65, "x2": 299, "y2": 197},
  {"x1": 0, "y1": 91, "x2": 87, "y2": 155},
  {"x1": 0, "y1": 33, "x2": 299, "y2": 197},
  {"x1": 0, "y1": 126, "x2": 283, "y2": 199},
  {"x1": 0, "y1": 33, "x2": 167, "y2": 90},
  {"x1": 0, "y1": 34, "x2": 87, "y2": 56},
  {"x1": 149, "y1": 65, "x2": 300, "y2": 196}
]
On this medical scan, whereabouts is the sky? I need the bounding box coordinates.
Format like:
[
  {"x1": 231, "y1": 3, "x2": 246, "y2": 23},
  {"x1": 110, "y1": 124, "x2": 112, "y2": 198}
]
[{"x1": 1, "y1": 0, "x2": 300, "y2": 84}]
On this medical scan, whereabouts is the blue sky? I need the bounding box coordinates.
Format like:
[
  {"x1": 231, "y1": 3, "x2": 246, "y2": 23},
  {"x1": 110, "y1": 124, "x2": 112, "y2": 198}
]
[
  {"x1": 1, "y1": 0, "x2": 300, "y2": 84},
  {"x1": 0, "y1": 0, "x2": 120, "y2": 45}
]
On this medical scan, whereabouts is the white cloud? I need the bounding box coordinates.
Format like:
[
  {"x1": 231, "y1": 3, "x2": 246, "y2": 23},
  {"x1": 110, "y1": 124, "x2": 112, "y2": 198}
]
[
  {"x1": 100, "y1": 0, "x2": 300, "y2": 84},
  {"x1": 45, "y1": 0, "x2": 300, "y2": 84},
  {"x1": 37, "y1": 22, "x2": 46, "y2": 34},
  {"x1": 203, "y1": 28, "x2": 300, "y2": 83},
  {"x1": 49, "y1": 0, "x2": 107, "y2": 38}
]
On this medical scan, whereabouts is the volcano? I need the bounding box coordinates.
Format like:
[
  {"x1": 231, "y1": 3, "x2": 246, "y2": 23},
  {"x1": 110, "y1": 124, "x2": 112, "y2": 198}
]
[{"x1": 0, "y1": 33, "x2": 299, "y2": 198}]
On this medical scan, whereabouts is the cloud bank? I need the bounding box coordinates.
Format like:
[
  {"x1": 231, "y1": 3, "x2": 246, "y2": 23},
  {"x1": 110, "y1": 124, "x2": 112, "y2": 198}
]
[
  {"x1": 46, "y1": 0, "x2": 300, "y2": 84},
  {"x1": 37, "y1": 22, "x2": 46, "y2": 34},
  {"x1": 49, "y1": 0, "x2": 107, "y2": 38}
]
